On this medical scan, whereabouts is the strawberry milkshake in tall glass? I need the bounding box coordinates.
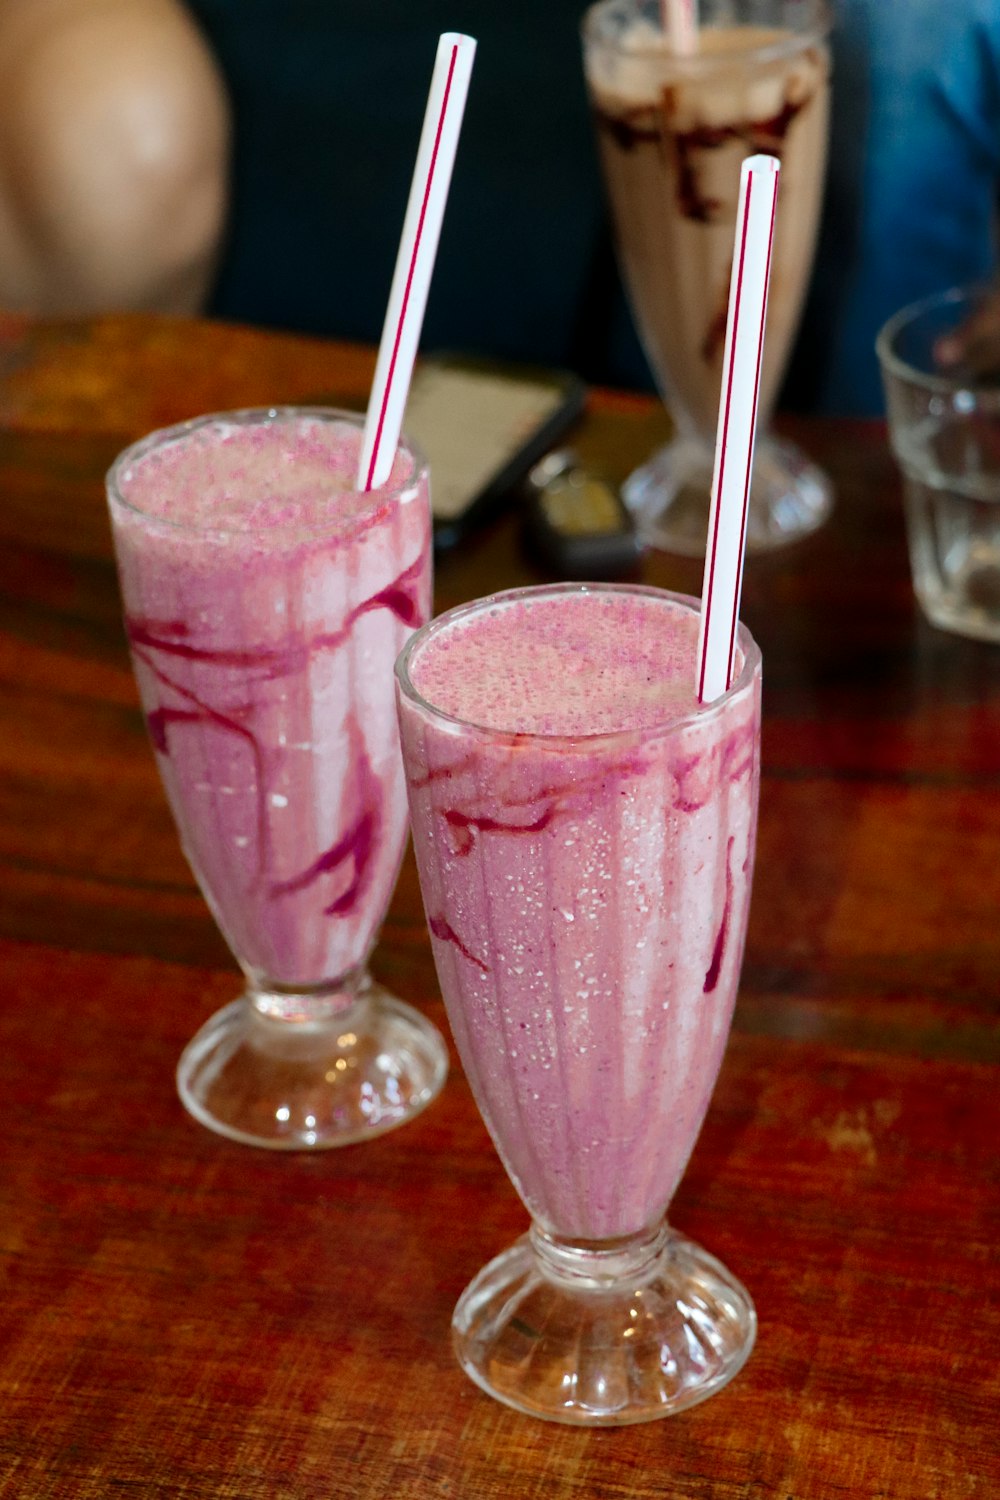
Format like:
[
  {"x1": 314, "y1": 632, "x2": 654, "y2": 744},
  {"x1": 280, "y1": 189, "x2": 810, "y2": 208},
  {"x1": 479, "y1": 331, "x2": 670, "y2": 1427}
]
[
  {"x1": 107, "y1": 407, "x2": 447, "y2": 1149},
  {"x1": 396, "y1": 582, "x2": 760, "y2": 1424}
]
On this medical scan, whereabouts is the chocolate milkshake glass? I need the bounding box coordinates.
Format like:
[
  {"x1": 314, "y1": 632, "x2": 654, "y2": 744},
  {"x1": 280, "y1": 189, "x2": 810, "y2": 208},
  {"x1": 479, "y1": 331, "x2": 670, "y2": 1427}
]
[
  {"x1": 583, "y1": 0, "x2": 831, "y2": 554},
  {"x1": 107, "y1": 408, "x2": 447, "y2": 1149},
  {"x1": 397, "y1": 583, "x2": 761, "y2": 1425}
]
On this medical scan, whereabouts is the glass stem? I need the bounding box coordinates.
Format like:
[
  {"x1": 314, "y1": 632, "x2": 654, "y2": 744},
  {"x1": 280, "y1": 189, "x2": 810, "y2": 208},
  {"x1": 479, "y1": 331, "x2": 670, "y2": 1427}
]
[{"x1": 529, "y1": 1221, "x2": 669, "y2": 1293}]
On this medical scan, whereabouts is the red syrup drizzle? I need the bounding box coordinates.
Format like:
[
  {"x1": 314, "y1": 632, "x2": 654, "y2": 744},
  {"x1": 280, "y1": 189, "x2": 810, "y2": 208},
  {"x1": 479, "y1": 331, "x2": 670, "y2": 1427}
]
[
  {"x1": 672, "y1": 719, "x2": 756, "y2": 813},
  {"x1": 127, "y1": 556, "x2": 424, "y2": 677},
  {"x1": 406, "y1": 749, "x2": 480, "y2": 791},
  {"x1": 443, "y1": 805, "x2": 557, "y2": 857},
  {"x1": 136, "y1": 652, "x2": 271, "y2": 864},
  {"x1": 423, "y1": 755, "x2": 643, "y2": 970},
  {"x1": 437, "y1": 757, "x2": 642, "y2": 858},
  {"x1": 127, "y1": 555, "x2": 425, "y2": 916},
  {"x1": 703, "y1": 835, "x2": 735, "y2": 993},
  {"x1": 428, "y1": 914, "x2": 490, "y2": 974},
  {"x1": 268, "y1": 716, "x2": 381, "y2": 916},
  {"x1": 419, "y1": 694, "x2": 754, "y2": 981}
]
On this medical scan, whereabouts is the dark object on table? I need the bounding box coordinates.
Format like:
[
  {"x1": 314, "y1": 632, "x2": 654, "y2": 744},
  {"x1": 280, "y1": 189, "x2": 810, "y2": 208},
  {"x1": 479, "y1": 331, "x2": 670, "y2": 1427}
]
[{"x1": 522, "y1": 449, "x2": 641, "y2": 580}]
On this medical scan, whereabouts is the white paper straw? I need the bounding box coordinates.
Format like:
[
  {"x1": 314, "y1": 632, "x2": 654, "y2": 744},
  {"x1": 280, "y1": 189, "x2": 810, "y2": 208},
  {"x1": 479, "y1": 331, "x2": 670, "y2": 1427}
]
[
  {"x1": 696, "y1": 153, "x2": 780, "y2": 704},
  {"x1": 357, "y1": 32, "x2": 477, "y2": 492},
  {"x1": 661, "y1": 0, "x2": 698, "y2": 55}
]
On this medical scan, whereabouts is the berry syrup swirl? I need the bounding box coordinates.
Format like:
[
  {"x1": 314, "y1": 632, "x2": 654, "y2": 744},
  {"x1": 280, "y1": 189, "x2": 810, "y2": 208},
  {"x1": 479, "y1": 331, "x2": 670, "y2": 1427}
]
[
  {"x1": 128, "y1": 554, "x2": 424, "y2": 919},
  {"x1": 419, "y1": 720, "x2": 754, "y2": 981}
]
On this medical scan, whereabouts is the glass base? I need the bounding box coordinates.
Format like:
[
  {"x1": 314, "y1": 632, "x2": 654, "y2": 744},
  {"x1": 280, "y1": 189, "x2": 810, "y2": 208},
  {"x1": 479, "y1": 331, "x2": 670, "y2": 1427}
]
[
  {"x1": 916, "y1": 586, "x2": 1000, "y2": 643},
  {"x1": 905, "y1": 483, "x2": 1000, "y2": 642},
  {"x1": 452, "y1": 1222, "x2": 755, "y2": 1426},
  {"x1": 623, "y1": 432, "x2": 833, "y2": 556},
  {"x1": 176, "y1": 977, "x2": 448, "y2": 1150}
]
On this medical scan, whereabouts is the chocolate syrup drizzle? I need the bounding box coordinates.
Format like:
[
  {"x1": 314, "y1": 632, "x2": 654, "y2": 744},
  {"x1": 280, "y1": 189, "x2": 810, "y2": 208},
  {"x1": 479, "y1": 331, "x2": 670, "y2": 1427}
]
[
  {"x1": 593, "y1": 88, "x2": 808, "y2": 223},
  {"x1": 594, "y1": 67, "x2": 817, "y2": 363},
  {"x1": 128, "y1": 554, "x2": 424, "y2": 919}
]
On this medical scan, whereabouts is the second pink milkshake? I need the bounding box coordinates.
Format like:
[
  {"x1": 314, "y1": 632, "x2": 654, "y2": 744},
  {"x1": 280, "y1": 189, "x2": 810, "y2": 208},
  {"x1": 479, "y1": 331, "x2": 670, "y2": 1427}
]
[
  {"x1": 396, "y1": 582, "x2": 761, "y2": 1425},
  {"x1": 398, "y1": 584, "x2": 760, "y2": 1240}
]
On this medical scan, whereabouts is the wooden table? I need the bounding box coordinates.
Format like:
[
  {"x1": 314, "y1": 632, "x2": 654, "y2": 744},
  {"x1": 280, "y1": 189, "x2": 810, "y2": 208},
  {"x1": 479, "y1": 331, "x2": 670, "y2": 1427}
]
[{"x1": 1, "y1": 314, "x2": 997, "y2": 1499}]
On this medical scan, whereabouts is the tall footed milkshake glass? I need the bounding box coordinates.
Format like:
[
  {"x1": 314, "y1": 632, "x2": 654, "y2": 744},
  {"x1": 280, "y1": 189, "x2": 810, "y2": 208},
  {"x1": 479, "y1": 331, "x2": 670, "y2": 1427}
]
[
  {"x1": 107, "y1": 408, "x2": 447, "y2": 1149},
  {"x1": 396, "y1": 583, "x2": 760, "y2": 1425},
  {"x1": 583, "y1": 0, "x2": 831, "y2": 554}
]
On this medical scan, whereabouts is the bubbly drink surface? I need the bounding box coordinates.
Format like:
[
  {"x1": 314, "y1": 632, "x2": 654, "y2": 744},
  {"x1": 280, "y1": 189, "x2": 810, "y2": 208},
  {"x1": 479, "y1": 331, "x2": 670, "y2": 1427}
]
[
  {"x1": 111, "y1": 413, "x2": 431, "y2": 987},
  {"x1": 400, "y1": 589, "x2": 760, "y2": 1239}
]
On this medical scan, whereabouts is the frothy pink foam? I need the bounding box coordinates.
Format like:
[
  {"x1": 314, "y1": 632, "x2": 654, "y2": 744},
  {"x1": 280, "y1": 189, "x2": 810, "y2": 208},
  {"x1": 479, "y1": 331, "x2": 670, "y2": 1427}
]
[
  {"x1": 117, "y1": 415, "x2": 415, "y2": 535},
  {"x1": 411, "y1": 591, "x2": 702, "y2": 736}
]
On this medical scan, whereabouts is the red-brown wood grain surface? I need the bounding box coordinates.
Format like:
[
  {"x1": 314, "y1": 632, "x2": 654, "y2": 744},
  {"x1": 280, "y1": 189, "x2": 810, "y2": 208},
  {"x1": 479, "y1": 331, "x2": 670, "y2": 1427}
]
[{"x1": 0, "y1": 314, "x2": 997, "y2": 1499}]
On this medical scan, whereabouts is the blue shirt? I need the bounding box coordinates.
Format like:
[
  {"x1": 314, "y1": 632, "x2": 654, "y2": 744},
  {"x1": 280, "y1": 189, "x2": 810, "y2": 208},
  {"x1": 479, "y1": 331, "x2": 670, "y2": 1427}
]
[{"x1": 792, "y1": 0, "x2": 1000, "y2": 413}]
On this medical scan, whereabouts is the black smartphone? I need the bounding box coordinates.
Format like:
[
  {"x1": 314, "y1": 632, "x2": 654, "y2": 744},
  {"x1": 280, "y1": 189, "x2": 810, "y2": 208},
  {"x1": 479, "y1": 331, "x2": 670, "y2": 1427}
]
[{"x1": 403, "y1": 354, "x2": 586, "y2": 549}]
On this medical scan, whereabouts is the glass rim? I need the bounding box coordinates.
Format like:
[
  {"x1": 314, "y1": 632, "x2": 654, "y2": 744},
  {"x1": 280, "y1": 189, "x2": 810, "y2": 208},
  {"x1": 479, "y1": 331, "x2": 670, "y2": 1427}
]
[
  {"x1": 875, "y1": 282, "x2": 1000, "y2": 395},
  {"x1": 581, "y1": 0, "x2": 831, "y2": 64},
  {"x1": 105, "y1": 405, "x2": 428, "y2": 540},
  {"x1": 395, "y1": 582, "x2": 761, "y2": 749}
]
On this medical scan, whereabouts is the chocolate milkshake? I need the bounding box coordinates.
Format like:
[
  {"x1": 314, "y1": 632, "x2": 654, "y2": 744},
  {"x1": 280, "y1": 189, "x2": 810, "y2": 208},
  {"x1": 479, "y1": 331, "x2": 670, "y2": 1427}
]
[{"x1": 583, "y1": 0, "x2": 831, "y2": 553}]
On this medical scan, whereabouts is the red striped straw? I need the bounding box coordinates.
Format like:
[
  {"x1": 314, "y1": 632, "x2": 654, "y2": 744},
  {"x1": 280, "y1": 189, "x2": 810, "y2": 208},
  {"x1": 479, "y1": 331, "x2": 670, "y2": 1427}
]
[
  {"x1": 696, "y1": 153, "x2": 780, "y2": 704},
  {"x1": 661, "y1": 0, "x2": 698, "y2": 55},
  {"x1": 357, "y1": 33, "x2": 477, "y2": 492}
]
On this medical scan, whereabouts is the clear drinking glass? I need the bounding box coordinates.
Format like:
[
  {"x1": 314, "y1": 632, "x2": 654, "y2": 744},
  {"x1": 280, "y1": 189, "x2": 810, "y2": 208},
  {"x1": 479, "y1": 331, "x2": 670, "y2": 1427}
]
[
  {"x1": 877, "y1": 284, "x2": 1000, "y2": 643},
  {"x1": 107, "y1": 407, "x2": 447, "y2": 1149},
  {"x1": 396, "y1": 583, "x2": 760, "y2": 1425},
  {"x1": 583, "y1": 0, "x2": 831, "y2": 555}
]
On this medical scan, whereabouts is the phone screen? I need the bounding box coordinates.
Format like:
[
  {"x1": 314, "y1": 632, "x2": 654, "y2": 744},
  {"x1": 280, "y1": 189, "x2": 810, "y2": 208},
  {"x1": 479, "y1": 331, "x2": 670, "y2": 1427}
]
[{"x1": 403, "y1": 357, "x2": 585, "y2": 544}]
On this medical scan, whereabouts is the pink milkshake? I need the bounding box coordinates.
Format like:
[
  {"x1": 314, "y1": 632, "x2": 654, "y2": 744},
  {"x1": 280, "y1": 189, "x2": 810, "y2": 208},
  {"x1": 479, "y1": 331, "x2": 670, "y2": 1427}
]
[
  {"x1": 107, "y1": 408, "x2": 447, "y2": 1149},
  {"x1": 396, "y1": 582, "x2": 761, "y2": 1424}
]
